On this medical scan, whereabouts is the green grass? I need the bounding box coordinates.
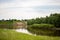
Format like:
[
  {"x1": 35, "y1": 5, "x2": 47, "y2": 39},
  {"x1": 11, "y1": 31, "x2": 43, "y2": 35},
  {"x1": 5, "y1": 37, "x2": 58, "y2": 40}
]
[
  {"x1": 29, "y1": 24, "x2": 55, "y2": 28},
  {"x1": 0, "y1": 29, "x2": 60, "y2": 40}
]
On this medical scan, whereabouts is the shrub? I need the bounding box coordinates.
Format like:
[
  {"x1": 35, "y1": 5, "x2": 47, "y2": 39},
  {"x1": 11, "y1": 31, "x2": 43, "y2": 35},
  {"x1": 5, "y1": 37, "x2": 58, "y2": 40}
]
[
  {"x1": 28, "y1": 24, "x2": 55, "y2": 29},
  {"x1": 27, "y1": 24, "x2": 55, "y2": 36}
]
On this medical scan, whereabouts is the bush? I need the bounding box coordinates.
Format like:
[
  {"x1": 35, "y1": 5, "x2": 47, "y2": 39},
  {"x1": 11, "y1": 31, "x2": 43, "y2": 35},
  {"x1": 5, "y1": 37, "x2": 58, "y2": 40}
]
[
  {"x1": 29, "y1": 24, "x2": 55, "y2": 29},
  {"x1": 27, "y1": 24, "x2": 55, "y2": 36}
]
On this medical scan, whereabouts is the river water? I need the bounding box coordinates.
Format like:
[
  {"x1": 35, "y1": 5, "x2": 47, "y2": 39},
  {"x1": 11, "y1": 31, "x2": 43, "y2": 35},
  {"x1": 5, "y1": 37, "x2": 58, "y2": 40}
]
[{"x1": 16, "y1": 28, "x2": 33, "y2": 35}]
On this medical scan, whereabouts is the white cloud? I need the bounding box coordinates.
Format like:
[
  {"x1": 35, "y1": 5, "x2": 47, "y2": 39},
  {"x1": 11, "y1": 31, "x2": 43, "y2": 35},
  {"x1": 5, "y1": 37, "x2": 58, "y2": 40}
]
[
  {"x1": 0, "y1": 7, "x2": 42, "y2": 19},
  {"x1": 0, "y1": 0, "x2": 60, "y2": 19},
  {"x1": 0, "y1": 0, "x2": 60, "y2": 8}
]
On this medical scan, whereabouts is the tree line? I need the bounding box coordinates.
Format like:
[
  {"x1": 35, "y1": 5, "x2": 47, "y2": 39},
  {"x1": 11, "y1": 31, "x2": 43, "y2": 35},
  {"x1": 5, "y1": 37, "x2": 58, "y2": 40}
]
[{"x1": 27, "y1": 13, "x2": 60, "y2": 28}]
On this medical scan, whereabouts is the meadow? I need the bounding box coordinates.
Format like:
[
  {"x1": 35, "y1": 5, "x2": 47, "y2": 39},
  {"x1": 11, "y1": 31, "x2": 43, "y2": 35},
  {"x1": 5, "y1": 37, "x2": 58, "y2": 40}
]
[{"x1": 0, "y1": 29, "x2": 60, "y2": 40}]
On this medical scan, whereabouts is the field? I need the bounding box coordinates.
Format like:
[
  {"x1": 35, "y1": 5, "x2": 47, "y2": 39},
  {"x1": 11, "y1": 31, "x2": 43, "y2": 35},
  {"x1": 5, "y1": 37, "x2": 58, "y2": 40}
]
[{"x1": 0, "y1": 29, "x2": 60, "y2": 40}]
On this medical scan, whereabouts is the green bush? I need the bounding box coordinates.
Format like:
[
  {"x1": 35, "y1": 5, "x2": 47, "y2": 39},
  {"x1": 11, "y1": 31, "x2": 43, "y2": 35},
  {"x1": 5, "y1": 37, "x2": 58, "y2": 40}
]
[
  {"x1": 27, "y1": 24, "x2": 55, "y2": 36},
  {"x1": 29, "y1": 24, "x2": 55, "y2": 29}
]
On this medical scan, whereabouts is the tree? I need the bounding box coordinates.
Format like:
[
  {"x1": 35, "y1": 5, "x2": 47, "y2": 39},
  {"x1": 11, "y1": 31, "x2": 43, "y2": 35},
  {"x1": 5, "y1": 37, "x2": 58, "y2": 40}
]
[{"x1": 49, "y1": 13, "x2": 60, "y2": 27}]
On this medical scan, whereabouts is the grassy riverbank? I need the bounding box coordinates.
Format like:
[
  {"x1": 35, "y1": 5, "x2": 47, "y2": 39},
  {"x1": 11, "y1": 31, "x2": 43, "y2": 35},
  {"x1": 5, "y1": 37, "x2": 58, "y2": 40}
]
[{"x1": 0, "y1": 29, "x2": 60, "y2": 40}]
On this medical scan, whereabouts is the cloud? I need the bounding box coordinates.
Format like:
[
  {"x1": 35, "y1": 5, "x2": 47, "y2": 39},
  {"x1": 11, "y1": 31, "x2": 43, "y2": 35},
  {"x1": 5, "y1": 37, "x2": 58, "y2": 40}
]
[
  {"x1": 0, "y1": 0, "x2": 60, "y2": 9},
  {"x1": 0, "y1": 7, "x2": 41, "y2": 19},
  {"x1": 0, "y1": 0, "x2": 13, "y2": 3},
  {"x1": 0, "y1": 0, "x2": 60, "y2": 19}
]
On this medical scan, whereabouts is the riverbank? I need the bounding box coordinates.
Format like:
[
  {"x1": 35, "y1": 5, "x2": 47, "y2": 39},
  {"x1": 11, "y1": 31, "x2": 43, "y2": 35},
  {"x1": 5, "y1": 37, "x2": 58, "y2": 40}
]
[{"x1": 0, "y1": 29, "x2": 60, "y2": 40}]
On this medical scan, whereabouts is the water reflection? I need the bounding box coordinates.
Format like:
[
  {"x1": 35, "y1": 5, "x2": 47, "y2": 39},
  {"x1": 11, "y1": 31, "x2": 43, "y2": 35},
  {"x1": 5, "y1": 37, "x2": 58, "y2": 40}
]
[
  {"x1": 27, "y1": 28, "x2": 60, "y2": 36},
  {"x1": 16, "y1": 28, "x2": 32, "y2": 35},
  {"x1": 0, "y1": 25, "x2": 60, "y2": 36}
]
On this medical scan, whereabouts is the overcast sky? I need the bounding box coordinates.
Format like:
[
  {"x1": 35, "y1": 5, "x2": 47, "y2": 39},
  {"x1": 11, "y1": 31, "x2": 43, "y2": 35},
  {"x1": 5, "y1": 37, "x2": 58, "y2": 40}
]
[{"x1": 0, "y1": 0, "x2": 60, "y2": 20}]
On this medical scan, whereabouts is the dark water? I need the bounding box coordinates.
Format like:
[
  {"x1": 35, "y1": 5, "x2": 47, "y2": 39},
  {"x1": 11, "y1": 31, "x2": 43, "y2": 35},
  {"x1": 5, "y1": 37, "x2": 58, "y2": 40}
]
[
  {"x1": 27, "y1": 28, "x2": 60, "y2": 36},
  {"x1": 16, "y1": 28, "x2": 60, "y2": 36}
]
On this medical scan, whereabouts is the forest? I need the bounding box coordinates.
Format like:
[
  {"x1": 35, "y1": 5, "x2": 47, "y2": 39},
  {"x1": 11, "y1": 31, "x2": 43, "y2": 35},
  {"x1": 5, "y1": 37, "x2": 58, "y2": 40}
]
[{"x1": 27, "y1": 13, "x2": 60, "y2": 28}]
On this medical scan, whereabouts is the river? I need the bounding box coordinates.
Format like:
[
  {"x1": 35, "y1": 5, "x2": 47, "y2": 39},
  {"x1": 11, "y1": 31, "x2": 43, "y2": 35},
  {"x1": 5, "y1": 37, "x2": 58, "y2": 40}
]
[{"x1": 16, "y1": 28, "x2": 34, "y2": 35}]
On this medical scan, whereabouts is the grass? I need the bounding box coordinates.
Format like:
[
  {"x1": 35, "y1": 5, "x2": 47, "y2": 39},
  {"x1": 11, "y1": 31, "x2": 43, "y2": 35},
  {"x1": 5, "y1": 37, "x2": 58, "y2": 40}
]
[{"x1": 0, "y1": 29, "x2": 60, "y2": 40}]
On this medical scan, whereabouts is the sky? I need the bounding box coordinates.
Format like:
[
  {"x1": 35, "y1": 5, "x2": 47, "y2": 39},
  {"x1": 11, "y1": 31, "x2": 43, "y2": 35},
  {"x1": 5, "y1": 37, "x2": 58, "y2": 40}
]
[{"x1": 0, "y1": 0, "x2": 60, "y2": 20}]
